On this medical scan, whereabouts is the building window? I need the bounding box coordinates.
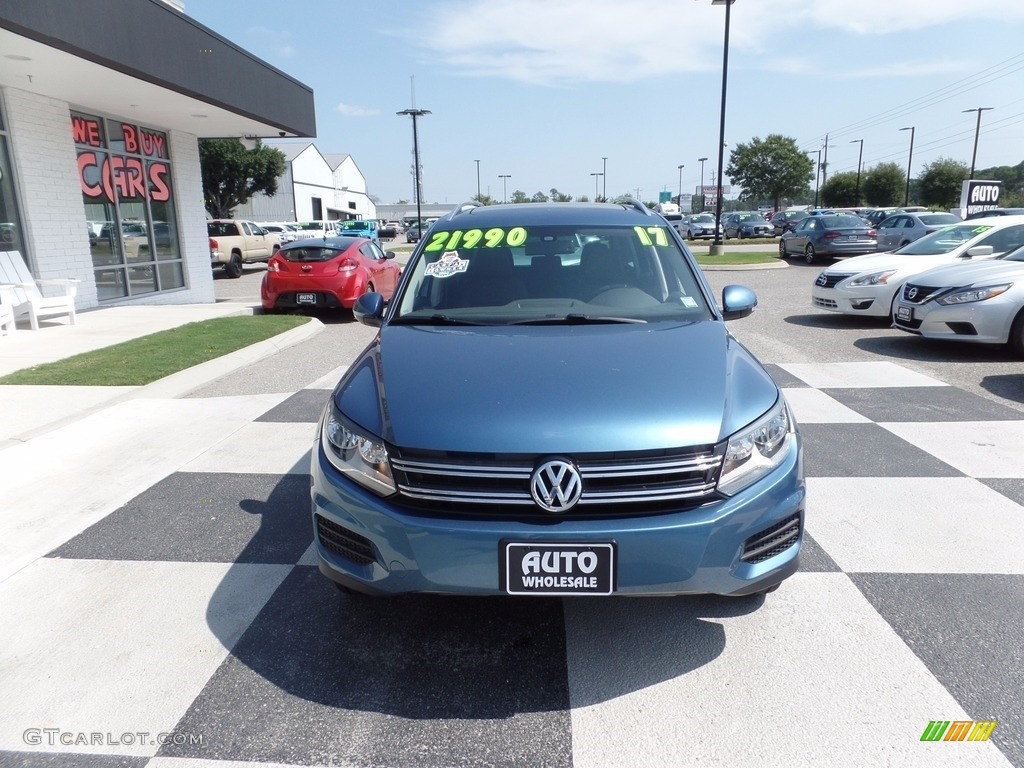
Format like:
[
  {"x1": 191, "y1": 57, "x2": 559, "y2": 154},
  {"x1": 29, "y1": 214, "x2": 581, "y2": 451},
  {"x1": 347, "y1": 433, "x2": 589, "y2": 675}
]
[
  {"x1": 73, "y1": 111, "x2": 184, "y2": 300},
  {"x1": 311, "y1": 197, "x2": 322, "y2": 220},
  {"x1": 0, "y1": 103, "x2": 27, "y2": 258}
]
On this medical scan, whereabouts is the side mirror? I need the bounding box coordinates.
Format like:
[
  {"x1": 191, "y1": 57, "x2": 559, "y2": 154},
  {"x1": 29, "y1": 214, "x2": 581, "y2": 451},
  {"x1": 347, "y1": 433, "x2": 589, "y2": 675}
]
[
  {"x1": 964, "y1": 245, "x2": 994, "y2": 258},
  {"x1": 721, "y1": 284, "x2": 757, "y2": 320},
  {"x1": 384, "y1": 251, "x2": 396, "y2": 260},
  {"x1": 353, "y1": 292, "x2": 385, "y2": 326}
]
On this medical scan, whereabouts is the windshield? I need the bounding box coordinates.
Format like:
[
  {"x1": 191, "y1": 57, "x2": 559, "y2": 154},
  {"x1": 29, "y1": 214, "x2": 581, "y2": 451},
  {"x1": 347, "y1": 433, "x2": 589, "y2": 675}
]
[
  {"x1": 391, "y1": 223, "x2": 713, "y2": 325},
  {"x1": 738, "y1": 214, "x2": 762, "y2": 222},
  {"x1": 341, "y1": 221, "x2": 371, "y2": 231},
  {"x1": 895, "y1": 224, "x2": 994, "y2": 255},
  {"x1": 919, "y1": 214, "x2": 960, "y2": 226},
  {"x1": 820, "y1": 215, "x2": 867, "y2": 229},
  {"x1": 296, "y1": 222, "x2": 326, "y2": 231},
  {"x1": 691, "y1": 214, "x2": 716, "y2": 224}
]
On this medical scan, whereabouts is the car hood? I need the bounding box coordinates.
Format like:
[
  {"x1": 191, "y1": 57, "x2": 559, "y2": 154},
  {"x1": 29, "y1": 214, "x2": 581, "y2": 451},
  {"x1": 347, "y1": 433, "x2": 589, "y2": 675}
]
[
  {"x1": 908, "y1": 258, "x2": 1024, "y2": 287},
  {"x1": 823, "y1": 251, "x2": 971, "y2": 275},
  {"x1": 334, "y1": 323, "x2": 779, "y2": 454}
]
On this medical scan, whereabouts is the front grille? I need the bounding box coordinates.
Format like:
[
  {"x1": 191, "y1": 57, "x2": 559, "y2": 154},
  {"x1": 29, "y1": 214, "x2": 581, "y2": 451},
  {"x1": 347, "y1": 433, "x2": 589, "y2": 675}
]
[
  {"x1": 741, "y1": 514, "x2": 801, "y2": 563},
  {"x1": 813, "y1": 297, "x2": 838, "y2": 308},
  {"x1": 815, "y1": 273, "x2": 853, "y2": 289},
  {"x1": 895, "y1": 317, "x2": 922, "y2": 330},
  {"x1": 902, "y1": 284, "x2": 946, "y2": 305},
  {"x1": 390, "y1": 445, "x2": 725, "y2": 519},
  {"x1": 316, "y1": 515, "x2": 377, "y2": 565}
]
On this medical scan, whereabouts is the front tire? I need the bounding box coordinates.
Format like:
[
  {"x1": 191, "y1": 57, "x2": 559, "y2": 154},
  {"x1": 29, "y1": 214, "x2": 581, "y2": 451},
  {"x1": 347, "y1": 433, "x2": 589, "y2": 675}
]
[
  {"x1": 1009, "y1": 309, "x2": 1024, "y2": 358},
  {"x1": 804, "y1": 245, "x2": 816, "y2": 265},
  {"x1": 778, "y1": 239, "x2": 788, "y2": 258}
]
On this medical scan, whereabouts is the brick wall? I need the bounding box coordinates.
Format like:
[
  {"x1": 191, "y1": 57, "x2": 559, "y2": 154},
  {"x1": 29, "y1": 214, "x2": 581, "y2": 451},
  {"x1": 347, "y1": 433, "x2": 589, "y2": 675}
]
[{"x1": 2, "y1": 87, "x2": 216, "y2": 307}]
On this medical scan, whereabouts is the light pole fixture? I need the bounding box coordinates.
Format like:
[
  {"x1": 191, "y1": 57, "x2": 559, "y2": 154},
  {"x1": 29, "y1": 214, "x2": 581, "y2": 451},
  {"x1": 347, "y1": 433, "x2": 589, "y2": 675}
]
[
  {"x1": 499, "y1": 174, "x2": 511, "y2": 203},
  {"x1": 697, "y1": 157, "x2": 708, "y2": 211},
  {"x1": 601, "y1": 156, "x2": 608, "y2": 200},
  {"x1": 590, "y1": 172, "x2": 603, "y2": 200},
  {"x1": 711, "y1": 0, "x2": 735, "y2": 249},
  {"x1": 396, "y1": 107, "x2": 431, "y2": 229},
  {"x1": 475, "y1": 159, "x2": 481, "y2": 200},
  {"x1": 850, "y1": 139, "x2": 863, "y2": 205},
  {"x1": 808, "y1": 150, "x2": 821, "y2": 209},
  {"x1": 677, "y1": 164, "x2": 685, "y2": 206},
  {"x1": 899, "y1": 126, "x2": 915, "y2": 206},
  {"x1": 962, "y1": 107, "x2": 993, "y2": 178}
]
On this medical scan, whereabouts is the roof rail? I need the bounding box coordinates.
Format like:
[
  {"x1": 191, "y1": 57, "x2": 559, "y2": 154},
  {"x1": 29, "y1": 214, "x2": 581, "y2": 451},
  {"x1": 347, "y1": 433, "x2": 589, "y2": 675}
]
[
  {"x1": 612, "y1": 197, "x2": 653, "y2": 217},
  {"x1": 449, "y1": 200, "x2": 485, "y2": 218}
]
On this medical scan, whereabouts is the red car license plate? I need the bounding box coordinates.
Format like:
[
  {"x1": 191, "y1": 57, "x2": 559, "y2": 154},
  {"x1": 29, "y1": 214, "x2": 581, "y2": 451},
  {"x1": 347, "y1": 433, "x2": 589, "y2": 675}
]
[{"x1": 296, "y1": 293, "x2": 317, "y2": 305}]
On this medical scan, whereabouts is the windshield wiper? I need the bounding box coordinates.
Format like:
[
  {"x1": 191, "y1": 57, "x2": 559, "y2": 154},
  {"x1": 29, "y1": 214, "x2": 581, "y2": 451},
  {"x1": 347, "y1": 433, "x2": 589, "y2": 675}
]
[
  {"x1": 390, "y1": 314, "x2": 483, "y2": 326},
  {"x1": 511, "y1": 313, "x2": 646, "y2": 325}
]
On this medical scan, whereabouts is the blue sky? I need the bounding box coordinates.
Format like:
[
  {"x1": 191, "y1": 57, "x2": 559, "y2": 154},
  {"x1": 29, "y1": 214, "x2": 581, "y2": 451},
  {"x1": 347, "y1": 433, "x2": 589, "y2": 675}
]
[{"x1": 182, "y1": 0, "x2": 1024, "y2": 205}]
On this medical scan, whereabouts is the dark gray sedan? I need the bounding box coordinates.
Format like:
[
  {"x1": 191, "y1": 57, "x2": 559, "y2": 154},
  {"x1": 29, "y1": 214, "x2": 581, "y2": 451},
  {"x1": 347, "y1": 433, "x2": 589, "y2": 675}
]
[{"x1": 778, "y1": 213, "x2": 877, "y2": 264}]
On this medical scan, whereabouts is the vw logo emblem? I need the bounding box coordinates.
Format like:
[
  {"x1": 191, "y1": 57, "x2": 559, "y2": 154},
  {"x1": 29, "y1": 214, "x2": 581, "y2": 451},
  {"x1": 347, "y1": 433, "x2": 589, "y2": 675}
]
[
  {"x1": 907, "y1": 287, "x2": 918, "y2": 300},
  {"x1": 530, "y1": 459, "x2": 583, "y2": 514}
]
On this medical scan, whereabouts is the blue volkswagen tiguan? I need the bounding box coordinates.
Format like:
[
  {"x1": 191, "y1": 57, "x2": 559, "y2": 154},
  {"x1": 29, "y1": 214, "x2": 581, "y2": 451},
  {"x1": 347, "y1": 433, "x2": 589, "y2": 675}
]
[{"x1": 311, "y1": 199, "x2": 804, "y2": 598}]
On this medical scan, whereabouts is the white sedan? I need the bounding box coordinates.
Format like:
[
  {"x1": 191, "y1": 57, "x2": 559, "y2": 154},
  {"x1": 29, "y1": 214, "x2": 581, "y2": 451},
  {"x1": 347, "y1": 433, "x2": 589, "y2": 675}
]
[
  {"x1": 810, "y1": 217, "x2": 1024, "y2": 317},
  {"x1": 891, "y1": 244, "x2": 1024, "y2": 356}
]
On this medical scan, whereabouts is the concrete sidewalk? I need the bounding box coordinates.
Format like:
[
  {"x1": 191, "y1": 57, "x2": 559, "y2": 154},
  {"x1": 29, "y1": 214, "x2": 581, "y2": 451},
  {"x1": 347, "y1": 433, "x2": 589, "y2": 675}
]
[{"x1": 0, "y1": 302, "x2": 323, "y2": 448}]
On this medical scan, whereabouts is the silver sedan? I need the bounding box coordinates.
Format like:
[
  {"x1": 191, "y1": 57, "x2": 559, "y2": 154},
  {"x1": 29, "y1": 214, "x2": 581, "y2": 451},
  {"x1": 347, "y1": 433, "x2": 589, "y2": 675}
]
[{"x1": 875, "y1": 212, "x2": 961, "y2": 251}]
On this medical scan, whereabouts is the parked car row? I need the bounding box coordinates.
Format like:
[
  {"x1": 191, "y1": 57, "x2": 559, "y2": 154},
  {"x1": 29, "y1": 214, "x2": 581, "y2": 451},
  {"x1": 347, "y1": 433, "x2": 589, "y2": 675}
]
[{"x1": 808, "y1": 214, "x2": 1024, "y2": 357}]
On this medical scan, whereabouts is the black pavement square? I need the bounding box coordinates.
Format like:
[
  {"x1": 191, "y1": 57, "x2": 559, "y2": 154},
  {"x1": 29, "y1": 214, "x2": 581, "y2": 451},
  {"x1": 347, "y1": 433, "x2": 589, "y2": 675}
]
[
  {"x1": 821, "y1": 386, "x2": 1024, "y2": 423},
  {"x1": 256, "y1": 389, "x2": 331, "y2": 423},
  {"x1": 798, "y1": 532, "x2": 841, "y2": 573},
  {"x1": 49, "y1": 472, "x2": 312, "y2": 564},
  {"x1": 159, "y1": 566, "x2": 573, "y2": 767},
  {"x1": 798, "y1": 423, "x2": 963, "y2": 477},
  {"x1": 981, "y1": 478, "x2": 1024, "y2": 507},
  {"x1": 763, "y1": 364, "x2": 809, "y2": 389},
  {"x1": 0, "y1": 752, "x2": 147, "y2": 767},
  {"x1": 851, "y1": 573, "x2": 1024, "y2": 768}
]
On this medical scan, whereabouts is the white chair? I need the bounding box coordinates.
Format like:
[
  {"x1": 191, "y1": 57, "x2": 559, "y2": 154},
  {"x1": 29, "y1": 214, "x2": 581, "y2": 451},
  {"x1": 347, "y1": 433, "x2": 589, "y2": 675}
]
[
  {"x1": 0, "y1": 284, "x2": 16, "y2": 335},
  {"x1": 0, "y1": 250, "x2": 78, "y2": 330}
]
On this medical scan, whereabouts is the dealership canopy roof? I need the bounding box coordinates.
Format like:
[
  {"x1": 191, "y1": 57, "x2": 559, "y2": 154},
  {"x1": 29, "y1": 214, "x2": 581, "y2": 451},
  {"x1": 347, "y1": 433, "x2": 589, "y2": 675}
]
[{"x1": 0, "y1": 0, "x2": 316, "y2": 140}]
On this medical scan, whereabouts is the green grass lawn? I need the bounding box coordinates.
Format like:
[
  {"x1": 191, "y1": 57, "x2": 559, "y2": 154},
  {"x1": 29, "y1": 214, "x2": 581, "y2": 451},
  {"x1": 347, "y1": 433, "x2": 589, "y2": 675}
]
[
  {"x1": 695, "y1": 251, "x2": 779, "y2": 265},
  {"x1": 0, "y1": 315, "x2": 308, "y2": 386}
]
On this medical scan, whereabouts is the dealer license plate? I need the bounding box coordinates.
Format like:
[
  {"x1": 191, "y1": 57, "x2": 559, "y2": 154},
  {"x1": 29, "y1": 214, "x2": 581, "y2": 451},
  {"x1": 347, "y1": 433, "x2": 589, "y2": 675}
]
[
  {"x1": 296, "y1": 293, "x2": 317, "y2": 305},
  {"x1": 502, "y1": 542, "x2": 615, "y2": 595},
  {"x1": 896, "y1": 305, "x2": 913, "y2": 322}
]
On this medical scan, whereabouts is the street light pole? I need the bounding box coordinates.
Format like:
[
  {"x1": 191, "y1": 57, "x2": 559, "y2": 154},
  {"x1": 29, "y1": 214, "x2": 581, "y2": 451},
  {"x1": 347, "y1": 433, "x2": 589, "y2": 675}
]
[
  {"x1": 475, "y1": 159, "x2": 481, "y2": 200},
  {"x1": 396, "y1": 107, "x2": 431, "y2": 230},
  {"x1": 899, "y1": 126, "x2": 915, "y2": 206},
  {"x1": 850, "y1": 139, "x2": 864, "y2": 205},
  {"x1": 499, "y1": 174, "x2": 511, "y2": 203},
  {"x1": 697, "y1": 157, "x2": 708, "y2": 212},
  {"x1": 601, "y1": 156, "x2": 608, "y2": 200},
  {"x1": 711, "y1": 0, "x2": 734, "y2": 252},
  {"x1": 590, "y1": 172, "x2": 603, "y2": 200},
  {"x1": 677, "y1": 164, "x2": 685, "y2": 206},
  {"x1": 808, "y1": 150, "x2": 821, "y2": 209},
  {"x1": 962, "y1": 107, "x2": 993, "y2": 179}
]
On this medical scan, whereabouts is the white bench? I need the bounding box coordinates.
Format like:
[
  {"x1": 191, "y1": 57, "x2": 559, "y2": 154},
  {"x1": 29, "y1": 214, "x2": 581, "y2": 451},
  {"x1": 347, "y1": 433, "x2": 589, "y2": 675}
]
[{"x1": 0, "y1": 250, "x2": 78, "y2": 330}]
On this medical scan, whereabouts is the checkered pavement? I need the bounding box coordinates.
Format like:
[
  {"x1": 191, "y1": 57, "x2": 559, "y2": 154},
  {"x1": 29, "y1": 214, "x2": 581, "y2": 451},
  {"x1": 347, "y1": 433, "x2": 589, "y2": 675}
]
[{"x1": 0, "y1": 360, "x2": 1021, "y2": 768}]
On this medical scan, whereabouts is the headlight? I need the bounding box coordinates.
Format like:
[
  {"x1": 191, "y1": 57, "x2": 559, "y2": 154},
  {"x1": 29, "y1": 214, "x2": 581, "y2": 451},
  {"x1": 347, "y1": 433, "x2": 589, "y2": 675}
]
[
  {"x1": 718, "y1": 399, "x2": 795, "y2": 496},
  {"x1": 847, "y1": 270, "x2": 897, "y2": 287},
  {"x1": 321, "y1": 401, "x2": 396, "y2": 496},
  {"x1": 936, "y1": 283, "x2": 1011, "y2": 305}
]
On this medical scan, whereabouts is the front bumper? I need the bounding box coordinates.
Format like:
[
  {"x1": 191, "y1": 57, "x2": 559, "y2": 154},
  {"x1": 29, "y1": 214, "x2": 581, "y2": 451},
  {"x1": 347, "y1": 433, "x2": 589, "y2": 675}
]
[
  {"x1": 811, "y1": 283, "x2": 895, "y2": 316},
  {"x1": 311, "y1": 436, "x2": 805, "y2": 597},
  {"x1": 892, "y1": 298, "x2": 1016, "y2": 344}
]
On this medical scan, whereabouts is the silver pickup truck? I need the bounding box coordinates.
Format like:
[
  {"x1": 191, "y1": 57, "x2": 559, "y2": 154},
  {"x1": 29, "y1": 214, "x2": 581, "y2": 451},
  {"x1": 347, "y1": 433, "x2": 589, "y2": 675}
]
[{"x1": 207, "y1": 220, "x2": 282, "y2": 278}]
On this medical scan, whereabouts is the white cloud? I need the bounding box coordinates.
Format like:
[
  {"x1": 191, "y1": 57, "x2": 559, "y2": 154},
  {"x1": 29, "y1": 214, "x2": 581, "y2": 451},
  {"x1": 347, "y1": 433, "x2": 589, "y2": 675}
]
[
  {"x1": 334, "y1": 103, "x2": 380, "y2": 117},
  {"x1": 409, "y1": 0, "x2": 1024, "y2": 85}
]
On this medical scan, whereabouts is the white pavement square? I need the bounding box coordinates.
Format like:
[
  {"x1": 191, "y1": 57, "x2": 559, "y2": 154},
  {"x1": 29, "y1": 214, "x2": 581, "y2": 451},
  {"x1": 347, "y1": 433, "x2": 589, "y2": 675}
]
[
  {"x1": 782, "y1": 387, "x2": 872, "y2": 423},
  {"x1": 881, "y1": 420, "x2": 1024, "y2": 478},
  {"x1": 180, "y1": 421, "x2": 316, "y2": 475},
  {"x1": 779, "y1": 361, "x2": 948, "y2": 389}
]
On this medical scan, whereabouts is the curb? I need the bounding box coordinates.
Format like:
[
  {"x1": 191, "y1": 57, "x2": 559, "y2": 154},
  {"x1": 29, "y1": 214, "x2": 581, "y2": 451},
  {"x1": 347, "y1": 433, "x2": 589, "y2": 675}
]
[
  {"x1": 129, "y1": 315, "x2": 324, "y2": 399},
  {"x1": 1, "y1": 316, "x2": 324, "y2": 447},
  {"x1": 699, "y1": 260, "x2": 789, "y2": 271}
]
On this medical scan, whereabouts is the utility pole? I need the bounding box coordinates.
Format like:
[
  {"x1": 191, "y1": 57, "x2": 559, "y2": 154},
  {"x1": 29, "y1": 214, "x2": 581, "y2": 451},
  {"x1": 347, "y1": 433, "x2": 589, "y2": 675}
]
[
  {"x1": 962, "y1": 107, "x2": 993, "y2": 178},
  {"x1": 850, "y1": 139, "x2": 864, "y2": 205}
]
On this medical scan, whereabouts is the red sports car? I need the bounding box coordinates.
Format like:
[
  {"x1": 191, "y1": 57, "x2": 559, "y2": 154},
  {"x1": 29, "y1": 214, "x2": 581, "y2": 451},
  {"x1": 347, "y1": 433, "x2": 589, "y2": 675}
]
[{"x1": 261, "y1": 236, "x2": 402, "y2": 312}]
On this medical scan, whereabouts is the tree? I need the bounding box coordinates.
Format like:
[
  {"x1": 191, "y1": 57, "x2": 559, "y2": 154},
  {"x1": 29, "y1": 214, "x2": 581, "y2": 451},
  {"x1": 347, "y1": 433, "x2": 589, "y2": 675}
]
[
  {"x1": 199, "y1": 139, "x2": 286, "y2": 218},
  {"x1": 510, "y1": 190, "x2": 530, "y2": 204},
  {"x1": 531, "y1": 191, "x2": 550, "y2": 203},
  {"x1": 862, "y1": 162, "x2": 905, "y2": 207},
  {"x1": 549, "y1": 188, "x2": 573, "y2": 202},
  {"x1": 725, "y1": 134, "x2": 814, "y2": 211},
  {"x1": 472, "y1": 193, "x2": 496, "y2": 205},
  {"x1": 820, "y1": 172, "x2": 859, "y2": 207},
  {"x1": 917, "y1": 157, "x2": 969, "y2": 209}
]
